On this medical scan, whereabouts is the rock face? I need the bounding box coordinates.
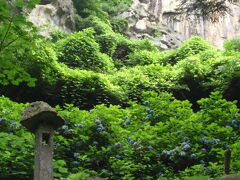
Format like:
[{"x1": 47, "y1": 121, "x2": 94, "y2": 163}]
[
  {"x1": 121, "y1": 0, "x2": 240, "y2": 49},
  {"x1": 28, "y1": 0, "x2": 240, "y2": 49},
  {"x1": 28, "y1": 0, "x2": 75, "y2": 36},
  {"x1": 120, "y1": 0, "x2": 183, "y2": 49}
]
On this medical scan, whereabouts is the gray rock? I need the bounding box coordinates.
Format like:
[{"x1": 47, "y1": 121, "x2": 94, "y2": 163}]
[
  {"x1": 220, "y1": 175, "x2": 240, "y2": 180},
  {"x1": 28, "y1": 0, "x2": 75, "y2": 36},
  {"x1": 119, "y1": 0, "x2": 240, "y2": 49},
  {"x1": 87, "y1": 177, "x2": 106, "y2": 180}
]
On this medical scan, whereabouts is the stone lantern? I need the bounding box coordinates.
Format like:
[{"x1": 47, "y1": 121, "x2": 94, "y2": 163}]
[{"x1": 21, "y1": 101, "x2": 65, "y2": 180}]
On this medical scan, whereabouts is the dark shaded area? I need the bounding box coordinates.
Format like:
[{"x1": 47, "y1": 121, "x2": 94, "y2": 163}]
[{"x1": 40, "y1": 0, "x2": 52, "y2": 5}]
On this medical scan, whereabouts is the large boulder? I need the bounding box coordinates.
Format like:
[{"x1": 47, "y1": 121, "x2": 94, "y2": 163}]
[{"x1": 28, "y1": 0, "x2": 75, "y2": 35}]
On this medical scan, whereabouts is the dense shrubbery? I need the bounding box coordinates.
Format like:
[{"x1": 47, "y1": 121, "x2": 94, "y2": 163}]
[
  {"x1": 2, "y1": 34, "x2": 240, "y2": 110},
  {"x1": 224, "y1": 38, "x2": 240, "y2": 52},
  {"x1": 1, "y1": 91, "x2": 240, "y2": 179},
  {"x1": 56, "y1": 28, "x2": 115, "y2": 73}
]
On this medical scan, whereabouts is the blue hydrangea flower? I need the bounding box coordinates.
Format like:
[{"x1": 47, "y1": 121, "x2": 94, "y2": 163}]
[
  {"x1": 232, "y1": 120, "x2": 238, "y2": 124},
  {"x1": 0, "y1": 118, "x2": 6, "y2": 123},
  {"x1": 129, "y1": 140, "x2": 135, "y2": 145},
  {"x1": 75, "y1": 124, "x2": 84, "y2": 128},
  {"x1": 183, "y1": 137, "x2": 190, "y2": 142},
  {"x1": 148, "y1": 145, "x2": 153, "y2": 151},
  {"x1": 67, "y1": 129, "x2": 74, "y2": 133},
  {"x1": 73, "y1": 161, "x2": 79, "y2": 166},
  {"x1": 97, "y1": 124, "x2": 104, "y2": 128},
  {"x1": 124, "y1": 115, "x2": 129, "y2": 120},
  {"x1": 181, "y1": 142, "x2": 188, "y2": 146},
  {"x1": 179, "y1": 151, "x2": 186, "y2": 157},
  {"x1": 115, "y1": 154, "x2": 122, "y2": 159},
  {"x1": 200, "y1": 139, "x2": 209, "y2": 145},
  {"x1": 211, "y1": 138, "x2": 220, "y2": 144},
  {"x1": 149, "y1": 109, "x2": 154, "y2": 114},
  {"x1": 145, "y1": 108, "x2": 154, "y2": 114},
  {"x1": 182, "y1": 144, "x2": 191, "y2": 151},
  {"x1": 233, "y1": 124, "x2": 238, "y2": 128},
  {"x1": 145, "y1": 115, "x2": 150, "y2": 121},
  {"x1": 157, "y1": 173, "x2": 164, "y2": 177},
  {"x1": 154, "y1": 114, "x2": 159, "y2": 119},
  {"x1": 62, "y1": 125, "x2": 68, "y2": 130},
  {"x1": 74, "y1": 153, "x2": 80, "y2": 158},
  {"x1": 145, "y1": 108, "x2": 151, "y2": 113},
  {"x1": 97, "y1": 127, "x2": 103, "y2": 132},
  {"x1": 176, "y1": 130, "x2": 182, "y2": 135},
  {"x1": 95, "y1": 119, "x2": 101, "y2": 125},
  {"x1": 143, "y1": 101, "x2": 150, "y2": 105},
  {"x1": 125, "y1": 119, "x2": 130, "y2": 125},
  {"x1": 161, "y1": 150, "x2": 170, "y2": 157},
  {"x1": 168, "y1": 149, "x2": 176, "y2": 155},
  {"x1": 93, "y1": 141, "x2": 99, "y2": 145},
  {"x1": 224, "y1": 144, "x2": 230, "y2": 150},
  {"x1": 190, "y1": 154, "x2": 197, "y2": 159},
  {"x1": 199, "y1": 160, "x2": 205, "y2": 164},
  {"x1": 201, "y1": 148, "x2": 207, "y2": 153},
  {"x1": 115, "y1": 142, "x2": 121, "y2": 149},
  {"x1": 97, "y1": 124, "x2": 105, "y2": 132}
]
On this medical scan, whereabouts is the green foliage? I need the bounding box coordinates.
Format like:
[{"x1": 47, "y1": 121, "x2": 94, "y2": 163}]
[
  {"x1": 21, "y1": 40, "x2": 58, "y2": 80},
  {"x1": 53, "y1": 160, "x2": 69, "y2": 178},
  {"x1": 50, "y1": 66, "x2": 126, "y2": 109},
  {"x1": 65, "y1": 172, "x2": 90, "y2": 180},
  {"x1": 0, "y1": 96, "x2": 33, "y2": 180},
  {"x1": 0, "y1": 0, "x2": 39, "y2": 87},
  {"x1": 110, "y1": 67, "x2": 154, "y2": 101},
  {"x1": 132, "y1": 38, "x2": 158, "y2": 52},
  {"x1": 73, "y1": 0, "x2": 132, "y2": 19},
  {"x1": 184, "y1": 176, "x2": 212, "y2": 180},
  {"x1": 176, "y1": 36, "x2": 212, "y2": 61},
  {"x1": 75, "y1": 16, "x2": 113, "y2": 34},
  {"x1": 2, "y1": 90, "x2": 240, "y2": 179},
  {"x1": 73, "y1": 0, "x2": 107, "y2": 19},
  {"x1": 50, "y1": 29, "x2": 68, "y2": 43},
  {"x1": 224, "y1": 38, "x2": 240, "y2": 52},
  {"x1": 112, "y1": 37, "x2": 158, "y2": 66},
  {"x1": 127, "y1": 50, "x2": 163, "y2": 66},
  {"x1": 0, "y1": 60, "x2": 36, "y2": 86},
  {"x1": 110, "y1": 17, "x2": 129, "y2": 34},
  {"x1": 97, "y1": 33, "x2": 118, "y2": 57},
  {"x1": 102, "y1": 0, "x2": 133, "y2": 15},
  {"x1": 57, "y1": 28, "x2": 115, "y2": 73}
]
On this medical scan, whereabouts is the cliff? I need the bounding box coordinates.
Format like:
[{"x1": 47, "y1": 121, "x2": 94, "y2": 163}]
[
  {"x1": 28, "y1": 0, "x2": 240, "y2": 49},
  {"x1": 121, "y1": 0, "x2": 240, "y2": 49}
]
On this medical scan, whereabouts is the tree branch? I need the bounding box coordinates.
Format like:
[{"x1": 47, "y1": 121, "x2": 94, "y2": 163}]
[{"x1": 0, "y1": 17, "x2": 13, "y2": 51}]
